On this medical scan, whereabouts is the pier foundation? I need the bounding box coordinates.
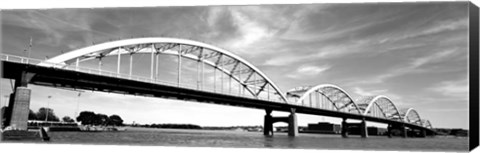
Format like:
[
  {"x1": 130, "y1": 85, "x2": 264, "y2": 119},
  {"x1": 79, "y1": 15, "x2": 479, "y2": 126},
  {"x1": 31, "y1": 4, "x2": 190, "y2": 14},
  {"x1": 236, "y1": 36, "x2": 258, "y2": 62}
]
[
  {"x1": 386, "y1": 124, "x2": 392, "y2": 138},
  {"x1": 7, "y1": 87, "x2": 31, "y2": 130},
  {"x1": 401, "y1": 124, "x2": 407, "y2": 138},
  {"x1": 360, "y1": 119, "x2": 368, "y2": 138},
  {"x1": 1, "y1": 71, "x2": 48, "y2": 141},
  {"x1": 4, "y1": 71, "x2": 34, "y2": 130},
  {"x1": 263, "y1": 110, "x2": 273, "y2": 136},
  {"x1": 420, "y1": 129, "x2": 427, "y2": 137},
  {"x1": 341, "y1": 118, "x2": 349, "y2": 138},
  {"x1": 263, "y1": 108, "x2": 298, "y2": 137},
  {"x1": 288, "y1": 109, "x2": 298, "y2": 136}
]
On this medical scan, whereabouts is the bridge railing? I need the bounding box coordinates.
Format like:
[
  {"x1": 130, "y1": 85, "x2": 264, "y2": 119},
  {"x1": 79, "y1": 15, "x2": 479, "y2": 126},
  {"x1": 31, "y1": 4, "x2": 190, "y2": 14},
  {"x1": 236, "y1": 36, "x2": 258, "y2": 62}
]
[
  {"x1": 1, "y1": 54, "x2": 433, "y2": 129},
  {"x1": 1, "y1": 53, "x2": 292, "y2": 104}
]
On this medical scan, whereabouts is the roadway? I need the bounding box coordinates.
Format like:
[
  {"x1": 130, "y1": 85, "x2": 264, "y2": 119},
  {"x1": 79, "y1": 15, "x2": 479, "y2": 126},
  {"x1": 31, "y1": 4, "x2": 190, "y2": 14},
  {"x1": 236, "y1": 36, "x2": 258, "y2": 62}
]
[{"x1": 1, "y1": 61, "x2": 434, "y2": 133}]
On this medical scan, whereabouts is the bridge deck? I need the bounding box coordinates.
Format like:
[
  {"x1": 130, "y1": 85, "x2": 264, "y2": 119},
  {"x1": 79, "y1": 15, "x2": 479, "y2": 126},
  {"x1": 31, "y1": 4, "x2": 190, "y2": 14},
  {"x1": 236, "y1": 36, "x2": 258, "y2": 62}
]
[{"x1": 1, "y1": 61, "x2": 432, "y2": 132}]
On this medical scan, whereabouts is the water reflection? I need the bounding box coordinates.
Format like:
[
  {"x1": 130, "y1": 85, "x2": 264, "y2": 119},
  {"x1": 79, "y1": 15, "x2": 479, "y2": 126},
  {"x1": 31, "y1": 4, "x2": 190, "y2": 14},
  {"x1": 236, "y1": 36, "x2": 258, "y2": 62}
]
[
  {"x1": 263, "y1": 136, "x2": 273, "y2": 147},
  {"x1": 42, "y1": 128, "x2": 467, "y2": 151}
]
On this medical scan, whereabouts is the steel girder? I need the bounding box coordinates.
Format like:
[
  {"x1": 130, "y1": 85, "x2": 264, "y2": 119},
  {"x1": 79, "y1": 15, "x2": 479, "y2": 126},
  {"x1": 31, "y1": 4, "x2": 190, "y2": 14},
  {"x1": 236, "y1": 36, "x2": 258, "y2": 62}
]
[
  {"x1": 286, "y1": 84, "x2": 363, "y2": 114},
  {"x1": 421, "y1": 119, "x2": 432, "y2": 129},
  {"x1": 356, "y1": 95, "x2": 402, "y2": 121},
  {"x1": 32, "y1": 37, "x2": 433, "y2": 128},
  {"x1": 399, "y1": 108, "x2": 422, "y2": 126},
  {"x1": 38, "y1": 37, "x2": 289, "y2": 103}
]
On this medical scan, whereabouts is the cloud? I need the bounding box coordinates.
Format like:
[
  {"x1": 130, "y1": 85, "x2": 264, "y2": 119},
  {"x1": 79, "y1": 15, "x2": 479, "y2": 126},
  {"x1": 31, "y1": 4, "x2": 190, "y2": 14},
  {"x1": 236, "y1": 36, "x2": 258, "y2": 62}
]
[
  {"x1": 286, "y1": 64, "x2": 330, "y2": 78},
  {"x1": 263, "y1": 54, "x2": 309, "y2": 66},
  {"x1": 297, "y1": 65, "x2": 331, "y2": 74},
  {"x1": 263, "y1": 41, "x2": 368, "y2": 66},
  {"x1": 206, "y1": 5, "x2": 326, "y2": 58},
  {"x1": 427, "y1": 108, "x2": 468, "y2": 112},
  {"x1": 228, "y1": 10, "x2": 273, "y2": 48},
  {"x1": 351, "y1": 87, "x2": 402, "y2": 104},
  {"x1": 389, "y1": 18, "x2": 468, "y2": 43},
  {"x1": 352, "y1": 87, "x2": 388, "y2": 97},
  {"x1": 206, "y1": 7, "x2": 225, "y2": 27},
  {"x1": 1, "y1": 3, "x2": 470, "y2": 129},
  {"x1": 350, "y1": 48, "x2": 459, "y2": 85},
  {"x1": 428, "y1": 78, "x2": 468, "y2": 101},
  {"x1": 217, "y1": 6, "x2": 289, "y2": 52},
  {"x1": 410, "y1": 48, "x2": 457, "y2": 68}
]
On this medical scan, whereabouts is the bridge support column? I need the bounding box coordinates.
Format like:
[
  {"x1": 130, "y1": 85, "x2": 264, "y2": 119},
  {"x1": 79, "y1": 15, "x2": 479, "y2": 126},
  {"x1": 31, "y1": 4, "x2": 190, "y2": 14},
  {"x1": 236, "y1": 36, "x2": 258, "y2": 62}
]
[
  {"x1": 7, "y1": 87, "x2": 31, "y2": 130},
  {"x1": 341, "y1": 118, "x2": 348, "y2": 138},
  {"x1": 386, "y1": 124, "x2": 392, "y2": 138},
  {"x1": 4, "y1": 71, "x2": 34, "y2": 130},
  {"x1": 263, "y1": 109, "x2": 297, "y2": 137},
  {"x1": 360, "y1": 118, "x2": 368, "y2": 138},
  {"x1": 420, "y1": 129, "x2": 427, "y2": 138},
  {"x1": 263, "y1": 109, "x2": 273, "y2": 136},
  {"x1": 2, "y1": 72, "x2": 49, "y2": 141},
  {"x1": 288, "y1": 108, "x2": 298, "y2": 137},
  {"x1": 425, "y1": 130, "x2": 435, "y2": 137},
  {"x1": 401, "y1": 124, "x2": 407, "y2": 138}
]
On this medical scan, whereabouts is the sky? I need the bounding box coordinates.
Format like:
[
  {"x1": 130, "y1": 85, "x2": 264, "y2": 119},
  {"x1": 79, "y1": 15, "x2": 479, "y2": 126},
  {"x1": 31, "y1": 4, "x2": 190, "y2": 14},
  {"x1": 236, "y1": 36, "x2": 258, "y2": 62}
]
[{"x1": 0, "y1": 2, "x2": 470, "y2": 129}]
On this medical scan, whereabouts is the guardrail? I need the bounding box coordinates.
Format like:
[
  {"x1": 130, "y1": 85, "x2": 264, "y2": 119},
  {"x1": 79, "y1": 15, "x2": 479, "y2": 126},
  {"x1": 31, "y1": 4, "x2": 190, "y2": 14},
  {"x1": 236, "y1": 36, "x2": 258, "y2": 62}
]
[
  {"x1": 1, "y1": 53, "x2": 428, "y2": 128},
  {"x1": 0, "y1": 53, "x2": 289, "y2": 104}
]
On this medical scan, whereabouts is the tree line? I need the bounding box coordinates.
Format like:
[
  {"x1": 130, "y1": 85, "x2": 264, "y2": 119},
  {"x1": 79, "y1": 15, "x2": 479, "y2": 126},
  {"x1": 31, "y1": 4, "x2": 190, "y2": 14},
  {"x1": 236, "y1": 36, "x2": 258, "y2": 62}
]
[
  {"x1": 76, "y1": 111, "x2": 123, "y2": 126},
  {"x1": 132, "y1": 123, "x2": 201, "y2": 129},
  {"x1": 1, "y1": 106, "x2": 65, "y2": 122},
  {"x1": 1, "y1": 107, "x2": 123, "y2": 126}
]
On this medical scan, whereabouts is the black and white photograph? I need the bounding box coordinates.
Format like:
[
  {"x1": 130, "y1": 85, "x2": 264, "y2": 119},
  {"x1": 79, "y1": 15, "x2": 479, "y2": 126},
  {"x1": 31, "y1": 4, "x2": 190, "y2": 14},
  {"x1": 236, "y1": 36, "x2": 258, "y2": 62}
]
[{"x1": 0, "y1": 1, "x2": 478, "y2": 152}]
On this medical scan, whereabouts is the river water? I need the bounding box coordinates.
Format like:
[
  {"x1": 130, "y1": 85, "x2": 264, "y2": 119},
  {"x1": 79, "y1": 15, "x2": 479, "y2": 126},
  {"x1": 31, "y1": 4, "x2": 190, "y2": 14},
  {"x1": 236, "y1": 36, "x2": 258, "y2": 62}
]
[{"x1": 36, "y1": 127, "x2": 468, "y2": 151}]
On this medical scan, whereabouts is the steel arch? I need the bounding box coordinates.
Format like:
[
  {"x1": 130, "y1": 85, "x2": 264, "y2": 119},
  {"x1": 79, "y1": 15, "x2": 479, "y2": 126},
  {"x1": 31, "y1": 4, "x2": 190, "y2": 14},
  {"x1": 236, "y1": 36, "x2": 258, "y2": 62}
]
[
  {"x1": 421, "y1": 119, "x2": 432, "y2": 129},
  {"x1": 356, "y1": 95, "x2": 402, "y2": 121},
  {"x1": 286, "y1": 84, "x2": 363, "y2": 114},
  {"x1": 38, "y1": 37, "x2": 289, "y2": 103},
  {"x1": 400, "y1": 108, "x2": 422, "y2": 125}
]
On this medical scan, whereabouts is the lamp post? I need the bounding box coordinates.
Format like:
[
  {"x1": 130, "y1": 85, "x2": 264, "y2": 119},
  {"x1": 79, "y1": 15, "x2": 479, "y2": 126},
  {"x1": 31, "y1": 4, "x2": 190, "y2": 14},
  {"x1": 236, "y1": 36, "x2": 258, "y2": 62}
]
[{"x1": 45, "y1": 95, "x2": 51, "y2": 122}]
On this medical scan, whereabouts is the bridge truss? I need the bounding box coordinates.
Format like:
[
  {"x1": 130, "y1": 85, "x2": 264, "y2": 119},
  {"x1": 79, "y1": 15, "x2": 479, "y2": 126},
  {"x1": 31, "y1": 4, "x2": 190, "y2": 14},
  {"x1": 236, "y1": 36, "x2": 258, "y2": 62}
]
[
  {"x1": 286, "y1": 84, "x2": 432, "y2": 129},
  {"x1": 2, "y1": 37, "x2": 433, "y2": 130},
  {"x1": 39, "y1": 37, "x2": 289, "y2": 103}
]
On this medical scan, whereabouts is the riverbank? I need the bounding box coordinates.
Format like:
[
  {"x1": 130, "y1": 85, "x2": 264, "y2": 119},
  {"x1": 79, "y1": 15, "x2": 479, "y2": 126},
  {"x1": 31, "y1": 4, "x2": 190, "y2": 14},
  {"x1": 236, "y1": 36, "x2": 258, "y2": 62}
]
[
  {"x1": 78, "y1": 125, "x2": 127, "y2": 132},
  {"x1": 28, "y1": 125, "x2": 126, "y2": 132},
  {"x1": 40, "y1": 128, "x2": 468, "y2": 151}
]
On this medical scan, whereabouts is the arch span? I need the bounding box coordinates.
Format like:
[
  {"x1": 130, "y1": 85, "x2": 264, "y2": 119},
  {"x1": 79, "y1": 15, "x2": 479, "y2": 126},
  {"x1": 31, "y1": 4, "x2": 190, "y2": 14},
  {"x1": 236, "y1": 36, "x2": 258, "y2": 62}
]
[
  {"x1": 422, "y1": 120, "x2": 432, "y2": 129},
  {"x1": 356, "y1": 95, "x2": 402, "y2": 121},
  {"x1": 286, "y1": 84, "x2": 362, "y2": 114},
  {"x1": 39, "y1": 37, "x2": 288, "y2": 103},
  {"x1": 400, "y1": 108, "x2": 422, "y2": 126}
]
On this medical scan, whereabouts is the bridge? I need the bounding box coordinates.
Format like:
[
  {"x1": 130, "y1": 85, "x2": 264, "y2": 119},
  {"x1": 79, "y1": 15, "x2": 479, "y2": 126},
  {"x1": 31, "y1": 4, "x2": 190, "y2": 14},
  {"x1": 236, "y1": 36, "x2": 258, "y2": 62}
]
[{"x1": 1, "y1": 37, "x2": 435, "y2": 138}]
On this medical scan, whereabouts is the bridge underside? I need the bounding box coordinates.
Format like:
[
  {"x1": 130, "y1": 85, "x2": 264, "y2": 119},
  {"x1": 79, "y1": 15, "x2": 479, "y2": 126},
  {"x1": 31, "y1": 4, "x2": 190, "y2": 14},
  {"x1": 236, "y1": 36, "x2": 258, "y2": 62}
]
[{"x1": 1, "y1": 61, "x2": 434, "y2": 134}]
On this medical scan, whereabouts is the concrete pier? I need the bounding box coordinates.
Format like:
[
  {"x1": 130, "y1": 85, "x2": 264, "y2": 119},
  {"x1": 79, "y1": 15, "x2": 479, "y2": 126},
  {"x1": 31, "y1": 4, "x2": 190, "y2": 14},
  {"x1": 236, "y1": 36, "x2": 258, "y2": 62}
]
[
  {"x1": 360, "y1": 119, "x2": 368, "y2": 138},
  {"x1": 288, "y1": 109, "x2": 298, "y2": 136},
  {"x1": 386, "y1": 124, "x2": 392, "y2": 138},
  {"x1": 1, "y1": 71, "x2": 48, "y2": 141},
  {"x1": 263, "y1": 110, "x2": 273, "y2": 136},
  {"x1": 402, "y1": 124, "x2": 407, "y2": 138},
  {"x1": 341, "y1": 118, "x2": 368, "y2": 138},
  {"x1": 8, "y1": 87, "x2": 31, "y2": 130},
  {"x1": 341, "y1": 118, "x2": 348, "y2": 138},
  {"x1": 5, "y1": 71, "x2": 34, "y2": 129},
  {"x1": 263, "y1": 109, "x2": 298, "y2": 137},
  {"x1": 421, "y1": 129, "x2": 427, "y2": 137}
]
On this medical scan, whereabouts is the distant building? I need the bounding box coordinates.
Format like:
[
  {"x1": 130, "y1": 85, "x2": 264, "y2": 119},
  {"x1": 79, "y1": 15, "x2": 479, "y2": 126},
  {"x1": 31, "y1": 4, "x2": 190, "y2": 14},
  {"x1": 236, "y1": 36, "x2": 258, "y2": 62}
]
[
  {"x1": 349, "y1": 126, "x2": 386, "y2": 136},
  {"x1": 306, "y1": 122, "x2": 341, "y2": 134}
]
